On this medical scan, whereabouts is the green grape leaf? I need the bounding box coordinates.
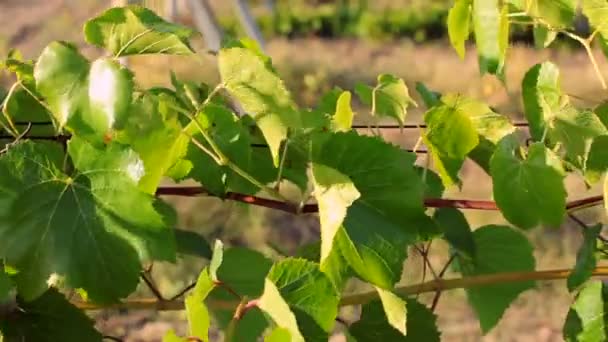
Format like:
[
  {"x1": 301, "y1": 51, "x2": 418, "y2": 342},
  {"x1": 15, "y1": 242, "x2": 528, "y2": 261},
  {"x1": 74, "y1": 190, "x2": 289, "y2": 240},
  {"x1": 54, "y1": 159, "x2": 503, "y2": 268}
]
[
  {"x1": 185, "y1": 268, "x2": 216, "y2": 342},
  {"x1": 355, "y1": 74, "x2": 416, "y2": 126},
  {"x1": 522, "y1": 62, "x2": 566, "y2": 141},
  {"x1": 533, "y1": 25, "x2": 557, "y2": 49},
  {"x1": 564, "y1": 280, "x2": 608, "y2": 341},
  {"x1": 0, "y1": 267, "x2": 13, "y2": 304},
  {"x1": 550, "y1": 107, "x2": 608, "y2": 169},
  {"x1": 174, "y1": 228, "x2": 212, "y2": 259},
  {"x1": 424, "y1": 102, "x2": 479, "y2": 187},
  {"x1": 208, "y1": 248, "x2": 272, "y2": 342},
  {"x1": 209, "y1": 240, "x2": 224, "y2": 282},
  {"x1": 415, "y1": 82, "x2": 441, "y2": 108},
  {"x1": 267, "y1": 259, "x2": 339, "y2": 332},
  {"x1": 259, "y1": 259, "x2": 339, "y2": 341},
  {"x1": 219, "y1": 44, "x2": 299, "y2": 165},
  {"x1": 460, "y1": 225, "x2": 536, "y2": 333},
  {"x1": 587, "y1": 135, "x2": 608, "y2": 183},
  {"x1": 509, "y1": 0, "x2": 576, "y2": 28},
  {"x1": 473, "y1": 0, "x2": 506, "y2": 76},
  {"x1": 0, "y1": 289, "x2": 102, "y2": 342},
  {"x1": 490, "y1": 137, "x2": 566, "y2": 229},
  {"x1": 317, "y1": 87, "x2": 343, "y2": 115},
  {"x1": 185, "y1": 104, "x2": 269, "y2": 196},
  {"x1": 211, "y1": 247, "x2": 272, "y2": 298},
  {"x1": 163, "y1": 330, "x2": 186, "y2": 342},
  {"x1": 331, "y1": 91, "x2": 354, "y2": 132},
  {"x1": 1, "y1": 61, "x2": 55, "y2": 137},
  {"x1": 84, "y1": 5, "x2": 194, "y2": 56},
  {"x1": 441, "y1": 94, "x2": 515, "y2": 144},
  {"x1": 0, "y1": 140, "x2": 176, "y2": 302},
  {"x1": 34, "y1": 42, "x2": 133, "y2": 142},
  {"x1": 583, "y1": 0, "x2": 608, "y2": 40},
  {"x1": 295, "y1": 241, "x2": 352, "y2": 291},
  {"x1": 258, "y1": 278, "x2": 305, "y2": 342},
  {"x1": 448, "y1": 0, "x2": 472, "y2": 59},
  {"x1": 312, "y1": 132, "x2": 425, "y2": 287},
  {"x1": 265, "y1": 327, "x2": 292, "y2": 342},
  {"x1": 415, "y1": 167, "x2": 445, "y2": 198},
  {"x1": 440, "y1": 94, "x2": 515, "y2": 174},
  {"x1": 349, "y1": 297, "x2": 440, "y2": 341},
  {"x1": 311, "y1": 163, "x2": 360, "y2": 264},
  {"x1": 116, "y1": 91, "x2": 189, "y2": 193},
  {"x1": 335, "y1": 204, "x2": 413, "y2": 288},
  {"x1": 433, "y1": 208, "x2": 476, "y2": 260},
  {"x1": 376, "y1": 288, "x2": 408, "y2": 335},
  {"x1": 568, "y1": 224, "x2": 603, "y2": 291}
]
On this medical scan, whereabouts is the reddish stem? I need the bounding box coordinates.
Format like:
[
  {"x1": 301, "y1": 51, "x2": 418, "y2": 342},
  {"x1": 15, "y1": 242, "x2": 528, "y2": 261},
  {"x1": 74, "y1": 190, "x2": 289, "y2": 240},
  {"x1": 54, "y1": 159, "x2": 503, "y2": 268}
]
[{"x1": 156, "y1": 186, "x2": 604, "y2": 213}]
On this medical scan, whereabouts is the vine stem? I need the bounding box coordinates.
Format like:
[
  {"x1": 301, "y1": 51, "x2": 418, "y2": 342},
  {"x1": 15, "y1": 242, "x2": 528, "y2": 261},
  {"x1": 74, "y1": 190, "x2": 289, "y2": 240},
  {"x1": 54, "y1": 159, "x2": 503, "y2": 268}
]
[
  {"x1": 155, "y1": 186, "x2": 605, "y2": 213},
  {"x1": 72, "y1": 266, "x2": 608, "y2": 311}
]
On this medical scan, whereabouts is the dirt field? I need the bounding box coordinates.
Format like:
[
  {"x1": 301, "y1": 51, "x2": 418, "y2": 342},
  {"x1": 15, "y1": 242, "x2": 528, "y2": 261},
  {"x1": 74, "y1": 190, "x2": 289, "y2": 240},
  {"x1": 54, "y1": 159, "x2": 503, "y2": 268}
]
[{"x1": 2, "y1": 1, "x2": 608, "y2": 341}]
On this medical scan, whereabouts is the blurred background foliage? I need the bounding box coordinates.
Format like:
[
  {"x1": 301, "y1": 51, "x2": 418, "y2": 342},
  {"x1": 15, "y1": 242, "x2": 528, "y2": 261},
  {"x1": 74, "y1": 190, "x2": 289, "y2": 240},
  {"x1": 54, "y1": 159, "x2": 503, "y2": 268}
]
[{"x1": 1, "y1": 0, "x2": 607, "y2": 341}]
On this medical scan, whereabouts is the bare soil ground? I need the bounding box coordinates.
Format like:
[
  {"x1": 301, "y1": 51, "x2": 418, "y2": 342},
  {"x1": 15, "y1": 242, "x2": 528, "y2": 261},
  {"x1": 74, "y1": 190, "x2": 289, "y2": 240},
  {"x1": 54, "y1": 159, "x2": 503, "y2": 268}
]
[{"x1": 2, "y1": 1, "x2": 607, "y2": 341}]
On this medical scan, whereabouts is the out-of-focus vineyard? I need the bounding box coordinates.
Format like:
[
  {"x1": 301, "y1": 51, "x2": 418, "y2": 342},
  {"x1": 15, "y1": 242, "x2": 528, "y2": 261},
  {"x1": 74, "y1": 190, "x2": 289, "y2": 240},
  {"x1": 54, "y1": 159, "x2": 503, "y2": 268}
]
[{"x1": 1, "y1": 1, "x2": 607, "y2": 341}]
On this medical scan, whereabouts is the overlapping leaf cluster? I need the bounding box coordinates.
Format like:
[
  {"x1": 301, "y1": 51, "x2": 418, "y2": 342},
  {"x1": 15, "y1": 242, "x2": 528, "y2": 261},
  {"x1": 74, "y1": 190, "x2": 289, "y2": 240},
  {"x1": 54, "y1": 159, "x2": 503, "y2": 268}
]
[{"x1": 1, "y1": 2, "x2": 608, "y2": 341}]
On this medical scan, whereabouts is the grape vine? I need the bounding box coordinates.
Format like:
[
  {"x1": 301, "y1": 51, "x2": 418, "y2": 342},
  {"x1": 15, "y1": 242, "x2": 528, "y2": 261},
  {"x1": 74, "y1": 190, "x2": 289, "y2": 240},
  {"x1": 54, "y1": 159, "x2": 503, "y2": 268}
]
[{"x1": 1, "y1": 1, "x2": 608, "y2": 341}]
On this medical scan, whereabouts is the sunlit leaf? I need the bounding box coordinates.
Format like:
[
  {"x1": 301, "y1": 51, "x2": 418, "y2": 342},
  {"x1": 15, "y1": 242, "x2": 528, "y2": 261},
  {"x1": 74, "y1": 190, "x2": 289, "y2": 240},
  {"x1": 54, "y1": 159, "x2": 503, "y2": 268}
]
[
  {"x1": 84, "y1": 5, "x2": 194, "y2": 56},
  {"x1": 35, "y1": 42, "x2": 133, "y2": 142}
]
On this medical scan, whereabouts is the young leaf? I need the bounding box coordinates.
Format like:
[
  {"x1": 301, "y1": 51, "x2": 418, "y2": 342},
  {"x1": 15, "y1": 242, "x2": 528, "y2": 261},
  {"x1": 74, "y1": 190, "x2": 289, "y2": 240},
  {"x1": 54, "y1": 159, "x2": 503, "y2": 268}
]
[
  {"x1": 376, "y1": 288, "x2": 408, "y2": 335},
  {"x1": 550, "y1": 107, "x2": 608, "y2": 169},
  {"x1": 473, "y1": 0, "x2": 505, "y2": 76},
  {"x1": 331, "y1": 91, "x2": 355, "y2": 132},
  {"x1": 568, "y1": 224, "x2": 603, "y2": 291},
  {"x1": 448, "y1": 0, "x2": 472, "y2": 59},
  {"x1": 522, "y1": 62, "x2": 565, "y2": 141},
  {"x1": 311, "y1": 163, "x2": 360, "y2": 264},
  {"x1": 355, "y1": 74, "x2": 416, "y2": 126},
  {"x1": 219, "y1": 44, "x2": 300, "y2": 165},
  {"x1": 265, "y1": 327, "x2": 292, "y2": 342},
  {"x1": 0, "y1": 140, "x2": 176, "y2": 302},
  {"x1": 460, "y1": 225, "x2": 536, "y2": 333},
  {"x1": 490, "y1": 137, "x2": 566, "y2": 229},
  {"x1": 349, "y1": 298, "x2": 440, "y2": 341},
  {"x1": 563, "y1": 280, "x2": 608, "y2": 341},
  {"x1": 0, "y1": 289, "x2": 102, "y2": 342},
  {"x1": 84, "y1": 5, "x2": 194, "y2": 56},
  {"x1": 34, "y1": 42, "x2": 133, "y2": 142},
  {"x1": 509, "y1": 0, "x2": 576, "y2": 28},
  {"x1": 163, "y1": 330, "x2": 186, "y2": 342},
  {"x1": 424, "y1": 102, "x2": 479, "y2": 186},
  {"x1": 583, "y1": 0, "x2": 608, "y2": 40},
  {"x1": 258, "y1": 278, "x2": 305, "y2": 342},
  {"x1": 185, "y1": 268, "x2": 216, "y2": 342},
  {"x1": 209, "y1": 240, "x2": 224, "y2": 282}
]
